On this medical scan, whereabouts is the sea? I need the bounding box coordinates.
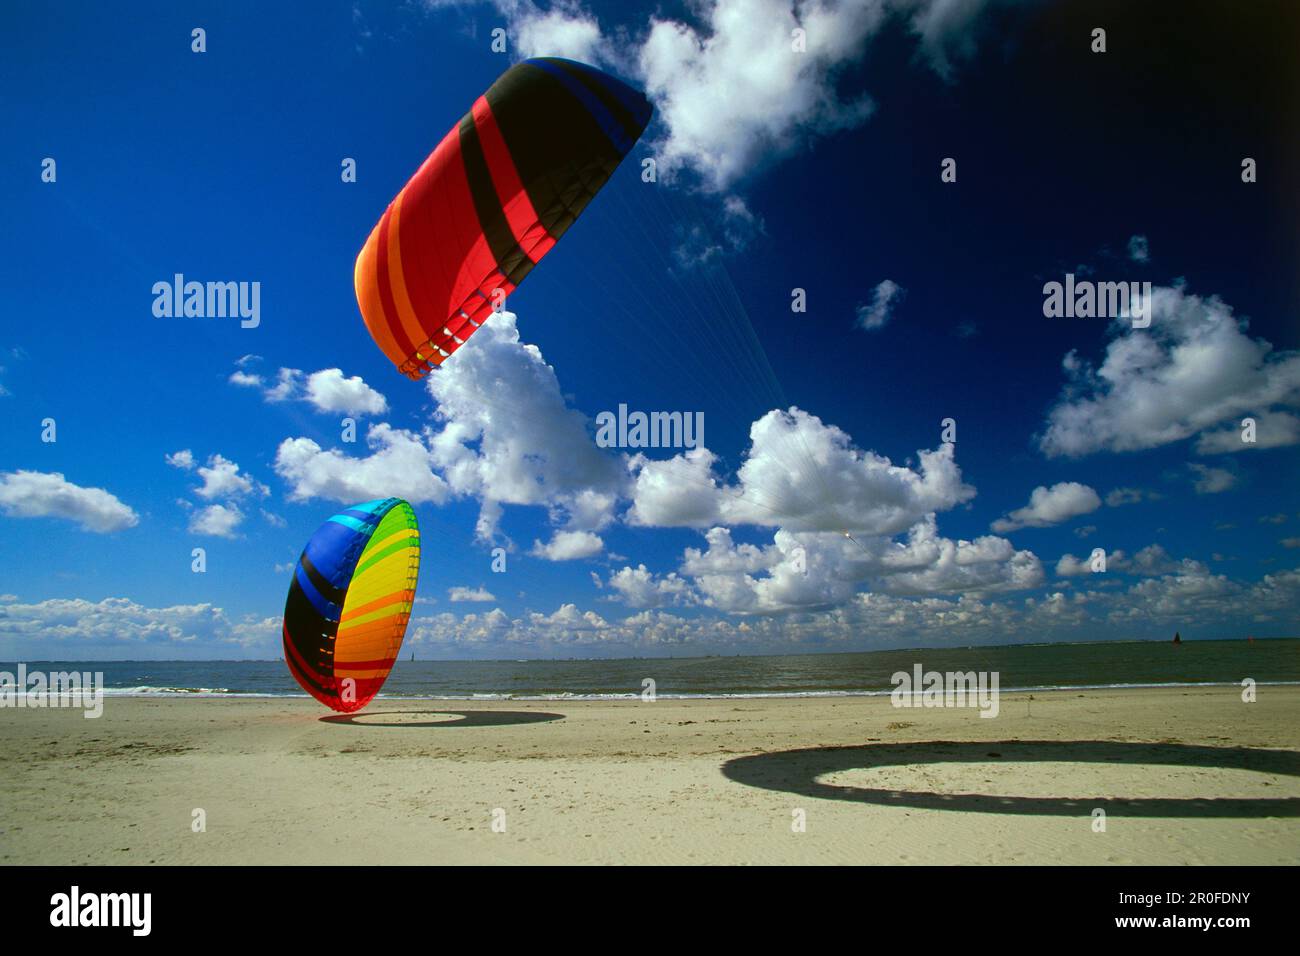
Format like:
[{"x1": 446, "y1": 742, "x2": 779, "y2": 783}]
[{"x1": 6, "y1": 637, "x2": 1297, "y2": 700}]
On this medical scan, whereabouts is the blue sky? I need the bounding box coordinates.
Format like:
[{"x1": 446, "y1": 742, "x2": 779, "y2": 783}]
[{"x1": 2, "y1": 0, "x2": 1298, "y2": 659}]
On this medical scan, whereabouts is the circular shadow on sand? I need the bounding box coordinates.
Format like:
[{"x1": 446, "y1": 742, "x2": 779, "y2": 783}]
[
  {"x1": 722, "y1": 740, "x2": 1300, "y2": 818},
  {"x1": 320, "y1": 709, "x2": 565, "y2": 729}
]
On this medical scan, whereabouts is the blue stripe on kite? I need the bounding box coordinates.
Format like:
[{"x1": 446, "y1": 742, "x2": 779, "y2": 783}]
[
  {"x1": 525, "y1": 59, "x2": 630, "y2": 154},
  {"x1": 303, "y1": 520, "x2": 364, "y2": 583},
  {"x1": 295, "y1": 563, "x2": 342, "y2": 620},
  {"x1": 335, "y1": 499, "x2": 396, "y2": 527},
  {"x1": 328, "y1": 514, "x2": 372, "y2": 533},
  {"x1": 555, "y1": 58, "x2": 652, "y2": 128}
]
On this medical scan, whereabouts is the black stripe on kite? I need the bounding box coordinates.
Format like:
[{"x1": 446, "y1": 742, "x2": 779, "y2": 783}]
[
  {"x1": 299, "y1": 551, "x2": 347, "y2": 608},
  {"x1": 285, "y1": 644, "x2": 335, "y2": 698},
  {"x1": 543, "y1": 58, "x2": 646, "y2": 147},
  {"x1": 457, "y1": 111, "x2": 534, "y2": 286},
  {"x1": 486, "y1": 65, "x2": 623, "y2": 240},
  {"x1": 283, "y1": 577, "x2": 339, "y2": 682}
]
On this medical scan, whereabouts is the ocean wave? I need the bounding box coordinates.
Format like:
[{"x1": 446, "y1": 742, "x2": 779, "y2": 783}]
[
  {"x1": 83, "y1": 679, "x2": 1300, "y2": 701},
  {"x1": 100, "y1": 686, "x2": 264, "y2": 697}
]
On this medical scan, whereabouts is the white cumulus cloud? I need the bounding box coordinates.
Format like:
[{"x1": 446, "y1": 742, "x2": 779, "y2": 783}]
[
  {"x1": 424, "y1": 310, "x2": 625, "y2": 540},
  {"x1": 531, "y1": 529, "x2": 604, "y2": 560},
  {"x1": 0, "y1": 595, "x2": 276, "y2": 657},
  {"x1": 629, "y1": 407, "x2": 973, "y2": 533},
  {"x1": 638, "y1": 0, "x2": 881, "y2": 191},
  {"x1": 303, "y1": 368, "x2": 389, "y2": 416},
  {"x1": 193, "y1": 454, "x2": 269, "y2": 501},
  {"x1": 509, "y1": 0, "x2": 609, "y2": 61},
  {"x1": 991, "y1": 482, "x2": 1101, "y2": 533},
  {"x1": 275, "y1": 423, "x2": 451, "y2": 505},
  {"x1": 1040, "y1": 284, "x2": 1300, "y2": 457},
  {"x1": 189, "y1": 503, "x2": 245, "y2": 538},
  {"x1": 241, "y1": 365, "x2": 389, "y2": 417},
  {"x1": 607, "y1": 564, "x2": 694, "y2": 609},
  {"x1": 0, "y1": 470, "x2": 138, "y2": 533},
  {"x1": 1195, "y1": 410, "x2": 1300, "y2": 454}
]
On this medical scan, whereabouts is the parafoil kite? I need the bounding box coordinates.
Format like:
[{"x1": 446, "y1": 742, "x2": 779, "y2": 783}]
[
  {"x1": 282, "y1": 498, "x2": 420, "y2": 712},
  {"x1": 355, "y1": 57, "x2": 653, "y2": 379}
]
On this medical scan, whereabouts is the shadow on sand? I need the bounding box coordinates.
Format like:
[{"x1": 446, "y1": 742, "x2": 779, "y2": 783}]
[
  {"x1": 320, "y1": 709, "x2": 565, "y2": 729},
  {"x1": 722, "y1": 740, "x2": 1300, "y2": 817}
]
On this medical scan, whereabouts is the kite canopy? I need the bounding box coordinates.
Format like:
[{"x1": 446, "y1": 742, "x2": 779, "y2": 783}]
[
  {"x1": 355, "y1": 57, "x2": 653, "y2": 379},
  {"x1": 282, "y1": 498, "x2": 420, "y2": 712}
]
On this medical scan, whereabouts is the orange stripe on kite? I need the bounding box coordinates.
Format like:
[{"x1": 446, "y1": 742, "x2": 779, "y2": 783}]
[
  {"x1": 336, "y1": 620, "x2": 410, "y2": 648},
  {"x1": 335, "y1": 656, "x2": 400, "y2": 672},
  {"x1": 393, "y1": 168, "x2": 442, "y2": 353},
  {"x1": 340, "y1": 589, "x2": 416, "y2": 623},
  {"x1": 333, "y1": 668, "x2": 395, "y2": 681},
  {"x1": 375, "y1": 206, "x2": 419, "y2": 361},
  {"x1": 383, "y1": 196, "x2": 434, "y2": 357},
  {"x1": 354, "y1": 222, "x2": 407, "y2": 367}
]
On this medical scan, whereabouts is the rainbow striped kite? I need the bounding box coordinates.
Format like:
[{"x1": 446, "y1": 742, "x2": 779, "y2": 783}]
[{"x1": 282, "y1": 498, "x2": 420, "y2": 712}]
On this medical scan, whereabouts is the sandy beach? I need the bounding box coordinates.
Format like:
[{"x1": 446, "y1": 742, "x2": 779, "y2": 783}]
[{"x1": 2, "y1": 686, "x2": 1297, "y2": 865}]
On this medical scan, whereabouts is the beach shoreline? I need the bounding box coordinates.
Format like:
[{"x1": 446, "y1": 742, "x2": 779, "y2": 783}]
[{"x1": 2, "y1": 685, "x2": 1297, "y2": 865}]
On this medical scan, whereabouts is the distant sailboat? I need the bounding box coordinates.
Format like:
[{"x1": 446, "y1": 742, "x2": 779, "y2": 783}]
[
  {"x1": 410, "y1": 651, "x2": 415, "y2": 662},
  {"x1": 1172, "y1": 631, "x2": 1182, "y2": 645}
]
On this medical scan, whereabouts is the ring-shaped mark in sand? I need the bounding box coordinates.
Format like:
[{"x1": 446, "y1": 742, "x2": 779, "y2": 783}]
[{"x1": 722, "y1": 740, "x2": 1300, "y2": 817}]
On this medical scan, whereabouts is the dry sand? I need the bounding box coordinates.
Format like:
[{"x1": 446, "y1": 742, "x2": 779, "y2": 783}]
[{"x1": 1, "y1": 686, "x2": 1297, "y2": 865}]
